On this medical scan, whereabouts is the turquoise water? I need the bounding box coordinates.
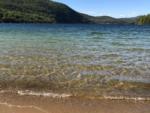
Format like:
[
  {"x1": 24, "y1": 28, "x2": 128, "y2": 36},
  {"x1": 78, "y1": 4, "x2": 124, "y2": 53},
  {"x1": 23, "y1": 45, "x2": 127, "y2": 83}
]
[{"x1": 0, "y1": 24, "x2": 150, "y2": 97}]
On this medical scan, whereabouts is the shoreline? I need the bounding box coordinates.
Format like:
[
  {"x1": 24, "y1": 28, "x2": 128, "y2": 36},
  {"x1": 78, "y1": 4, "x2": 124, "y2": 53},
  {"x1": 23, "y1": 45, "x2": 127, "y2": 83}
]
[
  {"x1": 1, "y1": 89, "x2": 150, "y2": 101},
  {"x1": 0, "y1": 90, "x2": 150, "y2": 113}
]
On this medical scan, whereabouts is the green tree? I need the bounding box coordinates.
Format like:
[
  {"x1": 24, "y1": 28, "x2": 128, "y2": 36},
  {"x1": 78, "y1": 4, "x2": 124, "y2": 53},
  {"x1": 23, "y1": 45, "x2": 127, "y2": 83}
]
[{"x1": 137, "y1": 14, "x2": 150, "y2": 25}]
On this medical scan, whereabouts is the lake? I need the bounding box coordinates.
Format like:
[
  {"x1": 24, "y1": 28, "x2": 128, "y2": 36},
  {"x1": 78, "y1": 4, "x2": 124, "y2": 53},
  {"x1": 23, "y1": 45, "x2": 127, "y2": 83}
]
[{"x1": 0, "y1": 23, "x2": 150, "y2": 99}]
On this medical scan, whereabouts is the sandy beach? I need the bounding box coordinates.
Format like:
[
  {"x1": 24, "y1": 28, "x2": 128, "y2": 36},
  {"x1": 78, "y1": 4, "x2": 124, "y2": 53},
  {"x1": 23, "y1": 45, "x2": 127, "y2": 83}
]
[{"x1": 0, "y1": 91, "x2": 150, "y2": 113}]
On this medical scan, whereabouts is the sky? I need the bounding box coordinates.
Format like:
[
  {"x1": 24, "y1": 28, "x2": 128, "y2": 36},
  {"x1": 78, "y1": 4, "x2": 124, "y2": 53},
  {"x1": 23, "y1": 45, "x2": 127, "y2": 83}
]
[{"x1": 54, "y1": 0, "x2": 150, "y2": 18}]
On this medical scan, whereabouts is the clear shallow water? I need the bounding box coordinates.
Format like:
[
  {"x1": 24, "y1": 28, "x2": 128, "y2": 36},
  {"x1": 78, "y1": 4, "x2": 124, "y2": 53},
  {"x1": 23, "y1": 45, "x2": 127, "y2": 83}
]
[{"x1": 0, "y1": 24, "x2": 150, "y2": 98}]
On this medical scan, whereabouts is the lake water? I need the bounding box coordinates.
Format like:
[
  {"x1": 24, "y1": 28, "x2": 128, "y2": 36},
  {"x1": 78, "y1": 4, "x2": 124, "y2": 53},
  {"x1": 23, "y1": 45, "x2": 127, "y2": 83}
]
[{"x1": 0, "y1": 24, "x2": 150, "y2": 99}]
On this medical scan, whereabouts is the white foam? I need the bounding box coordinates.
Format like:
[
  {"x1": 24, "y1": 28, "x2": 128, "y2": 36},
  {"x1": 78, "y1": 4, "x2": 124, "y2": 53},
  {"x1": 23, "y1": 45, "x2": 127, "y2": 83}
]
[
  {"x1": 102, "y1": 95, "x2": 150, "y2": 101},
  {"x1": 0, "y1": 90, "x2": 150, "y2": 101},
  {"x1": 17, "y1": 90, "x2": 71, "y2": 98}
]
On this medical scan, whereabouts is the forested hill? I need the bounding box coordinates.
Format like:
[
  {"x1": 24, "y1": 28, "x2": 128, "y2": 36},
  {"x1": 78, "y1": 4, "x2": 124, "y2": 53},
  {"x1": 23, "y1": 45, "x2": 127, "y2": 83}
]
[
  {"x1": 0, "y1": 0, "x2": 147, "y2": 24},
  {"x1": 137, "y1": 14, "x2": 150, "y2": 25},
  {"x1": 0, "y1": 0, "x2": 89, "y2": 23}
]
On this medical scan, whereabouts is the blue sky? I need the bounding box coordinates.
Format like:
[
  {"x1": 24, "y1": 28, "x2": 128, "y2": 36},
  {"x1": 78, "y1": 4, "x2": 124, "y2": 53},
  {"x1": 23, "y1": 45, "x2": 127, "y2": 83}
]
[{"x1": 54, "y1": 0, "x2": 150, "y2": 18}]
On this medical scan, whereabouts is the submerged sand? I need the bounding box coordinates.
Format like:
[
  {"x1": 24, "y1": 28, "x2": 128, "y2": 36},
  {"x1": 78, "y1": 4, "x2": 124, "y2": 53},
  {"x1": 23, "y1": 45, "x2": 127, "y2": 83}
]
[{"x1": 0, "y1": 91, "x2": 150, "y2": 113}]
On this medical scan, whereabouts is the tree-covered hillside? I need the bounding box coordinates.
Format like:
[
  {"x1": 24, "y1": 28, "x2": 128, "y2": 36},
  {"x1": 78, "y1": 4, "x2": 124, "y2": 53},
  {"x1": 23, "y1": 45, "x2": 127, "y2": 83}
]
[
  {"x1": 137, "y1": 14, "x2": 150, "y2": 25},
  {"x1": 0, "y1": 0, "x2": 146, "y2": 24},
  {"x1": 0, "y1": 0, "x2": 89, "y2": 23}
]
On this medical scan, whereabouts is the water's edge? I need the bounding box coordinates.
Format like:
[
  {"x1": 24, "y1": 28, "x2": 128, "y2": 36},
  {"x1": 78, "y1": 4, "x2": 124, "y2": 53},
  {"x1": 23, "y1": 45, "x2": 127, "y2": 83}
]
[{"x1": 0, "y1": 89, "x2": 150, "y2": 101}]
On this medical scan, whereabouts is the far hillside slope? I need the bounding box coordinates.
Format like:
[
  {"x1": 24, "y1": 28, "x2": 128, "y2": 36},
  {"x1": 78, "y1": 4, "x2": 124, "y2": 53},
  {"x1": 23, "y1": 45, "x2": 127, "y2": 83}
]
[
  {"x1": 0, "y1": 0, "x2": 145, "y2": 24},
  {"x1": 0, "y1": 0, "x2": 89, "y2": 23}
]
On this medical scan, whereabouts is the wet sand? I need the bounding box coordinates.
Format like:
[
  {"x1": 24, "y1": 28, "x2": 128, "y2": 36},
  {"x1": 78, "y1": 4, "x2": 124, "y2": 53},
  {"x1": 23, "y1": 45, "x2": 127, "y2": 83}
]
[{"x1": 0, "y1": 92, "x2": 150, "y2": 113}]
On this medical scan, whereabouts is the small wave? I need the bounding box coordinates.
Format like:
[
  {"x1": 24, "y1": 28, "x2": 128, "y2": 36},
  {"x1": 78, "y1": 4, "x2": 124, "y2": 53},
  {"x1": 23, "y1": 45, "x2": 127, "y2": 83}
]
[
  {"x1": 90, "y1": 31, "x2": 108, "y2": 36},
  {"x1": 17, "y1": 90, "x2": 71, "y2": 98},
  {"x1": 100, "y1": 95, "x2": 150, "y2": 101},
  {"x1": 0, "y1": 90, "x2": 150, "y2": 101}
]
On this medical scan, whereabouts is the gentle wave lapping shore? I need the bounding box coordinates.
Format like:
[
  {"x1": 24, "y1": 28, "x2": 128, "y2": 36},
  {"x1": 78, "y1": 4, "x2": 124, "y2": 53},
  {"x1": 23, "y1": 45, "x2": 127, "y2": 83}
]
[{"x1": 0, "y1": 90, "x2": 150, "y2": 113}]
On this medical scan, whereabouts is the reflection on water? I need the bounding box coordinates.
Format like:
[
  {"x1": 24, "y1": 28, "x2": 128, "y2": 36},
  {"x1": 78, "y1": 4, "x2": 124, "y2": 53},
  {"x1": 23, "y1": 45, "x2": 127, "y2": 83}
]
[{"x1": 0, "y1": 24, "x2": 150, "y2": 97}]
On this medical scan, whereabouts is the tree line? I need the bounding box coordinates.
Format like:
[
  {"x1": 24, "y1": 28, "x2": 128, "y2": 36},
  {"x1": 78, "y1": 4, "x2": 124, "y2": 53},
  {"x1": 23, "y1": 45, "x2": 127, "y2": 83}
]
[{"x1": 137, "y1": 14, "x2": 150, "y2": 25}]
